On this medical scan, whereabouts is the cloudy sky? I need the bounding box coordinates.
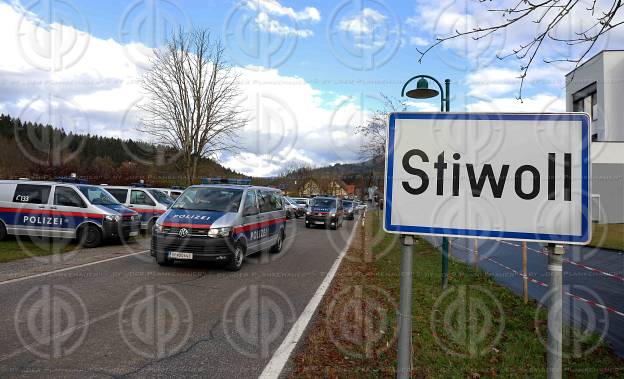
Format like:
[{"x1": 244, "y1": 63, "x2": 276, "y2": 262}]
[{"x1": 0, "y1": 0, "x2": 620, "y2": 176}]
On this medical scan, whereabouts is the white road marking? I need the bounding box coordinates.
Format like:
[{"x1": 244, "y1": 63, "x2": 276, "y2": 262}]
[
  {"x1": 259, "y1": 218, "x2": 359, "y2": 379},
  {"x1": 0, "y1": 250, "x2": 149, "y2": 286}
]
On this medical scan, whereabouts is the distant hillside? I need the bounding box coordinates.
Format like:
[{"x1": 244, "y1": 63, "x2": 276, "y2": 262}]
[{"x1": 0, "y1": 114, "x2": 245, "y2": 186}]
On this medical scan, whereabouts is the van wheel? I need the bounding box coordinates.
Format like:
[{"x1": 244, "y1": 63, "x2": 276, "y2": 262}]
[
  {"x1": 0, "y1": 222, "x2": 6, "y2": 241},
  {"x1": 147, "y1": 219, "x2": 155, "y2": 236},
  {"x1": 226, "y1": 243, "x2": 245, "y2": 271},
  {"x1": 271, "y1": 229, "x2": 285, "y2": 254},
  {"x1": 78, "y1": 224, "x2": 102, "y2": 248}
]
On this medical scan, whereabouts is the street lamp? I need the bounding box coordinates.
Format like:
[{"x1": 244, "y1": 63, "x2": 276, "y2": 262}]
[
  {"x1": 395, "y1": 74, "x2": 451, "y2": 379},
  {"x1": 400, "y1": 75, "x2": 450, "y2": 112}
]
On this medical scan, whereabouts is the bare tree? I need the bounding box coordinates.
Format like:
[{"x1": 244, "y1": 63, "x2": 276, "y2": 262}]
[
  {"x1": 417, "y1": 0, "x2": 624, "y2": 98},
  {"x1": 139, "y1": 28, "x2": 246, "y2": 184},
  {"x1": 356, "y1": 94, "x2": 406, "y2": 161}
]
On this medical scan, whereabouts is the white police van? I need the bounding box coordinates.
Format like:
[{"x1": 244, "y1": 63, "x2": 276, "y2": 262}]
[
  {"x1": 104, "y1": 186, "x2": 172, "y2": 231},
  {"x1": 0, "y1": 180, "x2": 140, "y2": 247},
  {"x1": 151, "y1": 183, "x2": 286, "y2": 271}
]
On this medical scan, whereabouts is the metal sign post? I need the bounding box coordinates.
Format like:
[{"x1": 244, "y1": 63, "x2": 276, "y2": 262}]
[
  {"x1": 547, "y1": 244, "x2": 565, "y2": 378},
  {"x1": 397, "y1": 234, "x2": 414, "y2": 379}
]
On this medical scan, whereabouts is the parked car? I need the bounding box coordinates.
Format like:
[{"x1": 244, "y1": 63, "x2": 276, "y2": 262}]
[
  {"x1": 343, "y1": 199, "x2": 356, "y2": 220},
  {"x1": 285, "y1": 196, "x2": 305, "y2": 218},
  {"x1": 291, "y1": 197, "x2": 310, "y2": 207},
  {"x1": 305, "y1": 196, "x2": 344, "y2": 230},
  {"x1": 103, "y1": 186, "x2": 172, "y2": 232},
  {"x1": 151, "y1": 184, "x2": 287, "y2": 271},
  {"x1": 0, "y1": 180, "x2": 140, "y2": 247}
]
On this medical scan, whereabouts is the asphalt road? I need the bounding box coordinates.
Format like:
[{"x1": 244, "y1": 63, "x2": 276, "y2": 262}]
[
  {"x1": 0, "y1": 217, "x2": 358, "y2": 378},
  {"x1": 429, "y1": 236, "x2": 624, "y2": 357}
]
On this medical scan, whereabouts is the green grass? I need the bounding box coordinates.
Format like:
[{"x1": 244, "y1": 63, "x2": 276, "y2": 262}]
[
  {"x1": 588, "y1": 224, "x2": 624, "y2": 251},
  {"x1": 369, "y1": 211, "x2": 624, "y2": 378},
  {"x1": 0, "y1": 237, "x2": 80, "y2": 263}
]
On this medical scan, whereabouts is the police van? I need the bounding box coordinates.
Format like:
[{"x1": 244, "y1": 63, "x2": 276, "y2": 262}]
[
  {"x1": 151, "y1": 184, "x2": 286, "y2": 271},
  {"x1": 104, "y1": 186, "x2": 172, "y2": 231},
  {"x1": 305, "y1": 196, "x2": 345, "y2": 229},
  {"x1": 0, "y1": 180, "x2": 141, "y2": 247}
]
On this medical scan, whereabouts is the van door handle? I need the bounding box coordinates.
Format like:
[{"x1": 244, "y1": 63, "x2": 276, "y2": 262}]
[
  {"x1": 49, "y1": 206, "x2": 57, "y2": 210},
  {"x1": 38, "y1": 205, "x2": 46, "y2": 209}
]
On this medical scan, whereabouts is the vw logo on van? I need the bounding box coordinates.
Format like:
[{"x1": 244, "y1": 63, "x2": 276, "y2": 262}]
[{"x1": 178, "y1": 228, "x2": 189, "y2": 238}]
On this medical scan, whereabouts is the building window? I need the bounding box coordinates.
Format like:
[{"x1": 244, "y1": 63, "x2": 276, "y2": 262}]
[{"x1": 572, "y1": 83, "x2": 597, "y2": 121}]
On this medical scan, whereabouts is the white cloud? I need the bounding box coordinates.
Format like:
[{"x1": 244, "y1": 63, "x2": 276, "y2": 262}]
[
  {"x1": 338, "y1": 8, "x2": 386, "y2": 35},
  {"x1": 467, "y1": 93, "x2": 565, "y2": 113},
  {"x1": 243, "y1": 0, "x2": 319, "y2": 38},
  {"x1": 245, "y1": 0, "x2": 320, "y2": 22},
  {"x1": 465, "y1": 66, "x2": 566, "y2": 98},
  {"x1": 254, "y1": 11, "x2": 312, "y2": 37},
  {"x1": 0, "y1": 2, "x2": 364, "y2": 177},
  {"x1": 337, "y1": 7, "x2": 397, "y2": 50},
  {"x1": 408, "y1": 36, "x2": 428, "y2": 46}
]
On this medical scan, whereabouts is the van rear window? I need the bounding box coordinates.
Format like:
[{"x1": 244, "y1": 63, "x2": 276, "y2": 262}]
[{"x1": 13, "y1": 184, "x2": 51, "y2": 204}]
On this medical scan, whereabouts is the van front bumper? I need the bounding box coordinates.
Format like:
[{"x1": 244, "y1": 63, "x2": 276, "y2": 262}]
[
  {"x1": 102, "y1": 220, "x2": 141, "y2": 240},
  {"x1": 305, "y1": 214, "x2": 338, "y2": 226},
  {"x1": 150, "y1": 234, "x2": 235, "y2": 261}
]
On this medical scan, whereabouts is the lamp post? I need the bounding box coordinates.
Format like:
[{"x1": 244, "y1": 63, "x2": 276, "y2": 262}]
[{"x1": 395, "y1": 75, "x2": 450, "y2": 379}]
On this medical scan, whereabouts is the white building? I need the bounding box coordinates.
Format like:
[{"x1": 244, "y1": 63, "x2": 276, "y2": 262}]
[
  {"x1": 566, "y1": 50, "x2": 624, "y2": 224},
  {"x1": 566, "y1": 50, "x2": 624, "y2": 141}
]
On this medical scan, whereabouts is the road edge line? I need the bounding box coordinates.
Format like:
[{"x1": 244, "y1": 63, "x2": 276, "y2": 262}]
[
  {"x1": 0, "y1": 250, "x2": 148, "y2": 285},
  {"x1": 259, "y1": 218, "x2": 360, "y2": 379}
]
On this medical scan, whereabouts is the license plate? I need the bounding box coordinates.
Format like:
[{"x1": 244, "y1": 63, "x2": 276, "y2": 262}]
[
  {"x1": 314, "y1": 221, "x2": 325, "y2": 225},
  {"x1": 129, "y1": 231, "x2": 139, "y2": 237},
  {"x1": 169, "y1": 251, "x2": 193, "y2": 259}
]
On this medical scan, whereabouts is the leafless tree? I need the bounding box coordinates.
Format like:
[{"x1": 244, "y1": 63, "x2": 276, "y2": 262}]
[
  {"x1": 139, "y1": 28, "x2": 246, "y2": 184},
  {"x1": 356, "y1": 94, "x2": 406, "y2": 161},
  {"x1": 417, "y1": 0, "x2": 624, "y2": 98}
]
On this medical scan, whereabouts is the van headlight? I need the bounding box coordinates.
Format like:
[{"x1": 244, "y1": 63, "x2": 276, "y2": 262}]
[
  {"x1": 153, "y1": 221, "x2": 164, "y2": 233},
  {"x1": 208, "y1": 227, "x2": 231, "y2": 238},
  {"x1": 331, "y1": 213, "x2": 336, "y2": 217},
  {"x1": 105, "y1": 215, "x2": 120, "y2": 222}
]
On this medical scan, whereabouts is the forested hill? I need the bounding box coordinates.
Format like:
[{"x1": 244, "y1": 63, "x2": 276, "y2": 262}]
[{"x1": 0, "y1": 114, "x2": 243, "y2": 186}]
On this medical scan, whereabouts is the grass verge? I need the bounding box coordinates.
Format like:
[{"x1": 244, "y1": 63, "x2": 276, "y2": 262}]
[
  {"x1": 0, "y1": 236, "x2": 80, "y2": 263},
  {"x1": 588, "y1": 224, "x2": 624, "y2": 251},
  {"x1": 289, "y1": 211, "x2": 624, "y2": 378}
]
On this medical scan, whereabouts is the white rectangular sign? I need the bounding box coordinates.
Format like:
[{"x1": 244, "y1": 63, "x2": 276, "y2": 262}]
[{"x1": 384, "y1": 113, "x2": 591, "y2": 244}]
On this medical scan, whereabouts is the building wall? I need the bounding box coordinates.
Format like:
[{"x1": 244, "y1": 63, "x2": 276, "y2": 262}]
[{"x1": 592, "y1": 163, "x2": 624, "y2": 223}]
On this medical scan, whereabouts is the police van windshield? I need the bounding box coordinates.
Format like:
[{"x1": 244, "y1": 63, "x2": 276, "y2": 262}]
[
  {"x1": 148, "y1": 189, "x2": 173, "y2": 205},
  {"x1": 78, "y1": 186, "x2": 119, "y2": 205},
  {"x1": 343, "y1": 200, "x2": 353, "y2": 207},
  {"x1": 171, "y1": 187, "x2": 243, "y2": 212},
  {"x1": 310, "y1": 198, "x2": 336, "y2": 208}
]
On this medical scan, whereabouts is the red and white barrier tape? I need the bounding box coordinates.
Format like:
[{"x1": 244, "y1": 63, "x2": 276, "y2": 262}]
[
  {"x1": 500, "y1": 241, "x2": 624, "y2": 283},
  {"x1": 450, "y1": 243, "x2": 624, "y2": 318}
]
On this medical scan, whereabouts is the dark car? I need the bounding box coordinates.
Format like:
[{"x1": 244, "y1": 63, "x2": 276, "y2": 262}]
[{"x1": 304, "y1": 196, "x2": 344, "y2": 230}]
